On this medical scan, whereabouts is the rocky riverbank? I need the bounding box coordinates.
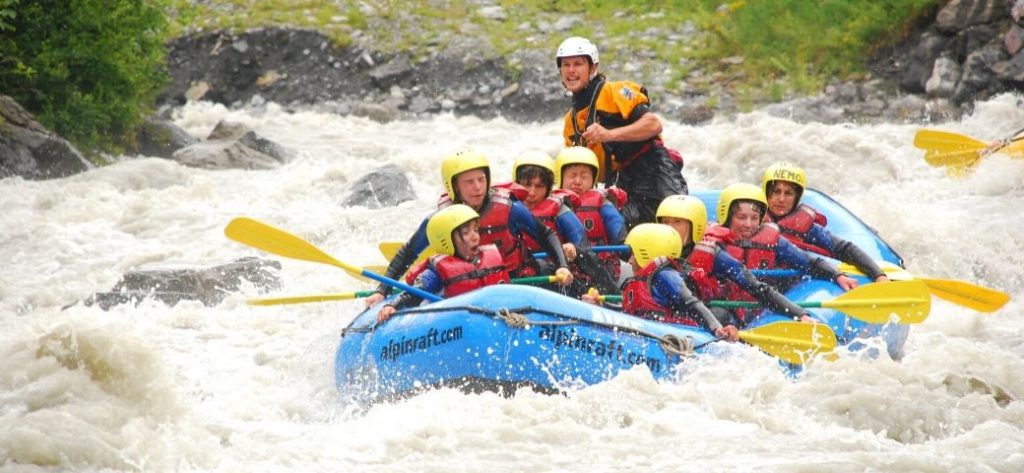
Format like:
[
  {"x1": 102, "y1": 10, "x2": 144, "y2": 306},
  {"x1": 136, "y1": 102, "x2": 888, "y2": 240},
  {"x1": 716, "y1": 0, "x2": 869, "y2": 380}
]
[
  {"x1": 159, "y1": 0, "x2": 1024, "y2": 126},
  {"x1": 4, "y1": 0, "x2": 1024, "y2": 181}
]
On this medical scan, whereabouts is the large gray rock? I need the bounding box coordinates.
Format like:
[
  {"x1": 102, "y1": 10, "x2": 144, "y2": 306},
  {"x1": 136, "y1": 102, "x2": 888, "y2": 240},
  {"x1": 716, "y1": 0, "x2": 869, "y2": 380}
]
[
  {"x1": 171, "y1": 119, "x2": 293, "y2": 169},
  {"x1": 0, "y1": 94, "x2": 94, "y2": 180},
  {"x1": 935, "y1": 0, "x2": 1011, "y2": 33},
  {"x1": 341, "y1": 163, "x2": 416, "y2": 208},
  {"x1": 954, "y1": 43, "x2": 1009, "y2": 102},
  {"x1": 171, "y1": 140, "x2": 282, "y2": 170},
  {"x1": 135, "y1": 118, "x2": 198, "y2": 159},
  {"x1": 926, "y1": 56, "x2": 963, "y2": 97},
  {"x1": 82, "y1": 257, "x2": 281, "y2": 309}
]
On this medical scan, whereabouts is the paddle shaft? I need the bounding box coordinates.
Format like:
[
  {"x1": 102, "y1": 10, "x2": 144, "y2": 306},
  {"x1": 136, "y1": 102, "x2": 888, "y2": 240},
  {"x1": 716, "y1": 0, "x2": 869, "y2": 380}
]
[{"x1": 532, "y1": 245, "x2": 629, "y2": 259}]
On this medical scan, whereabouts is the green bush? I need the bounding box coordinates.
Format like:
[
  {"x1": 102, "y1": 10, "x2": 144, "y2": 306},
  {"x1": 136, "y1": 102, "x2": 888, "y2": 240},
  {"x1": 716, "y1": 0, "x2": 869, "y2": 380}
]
[
  {"x1": 682, "y1": 0, "x2": 941, "y2": 93},
  {"x1": 0, "y1": 0, "x2": 170, "y2": 156}
]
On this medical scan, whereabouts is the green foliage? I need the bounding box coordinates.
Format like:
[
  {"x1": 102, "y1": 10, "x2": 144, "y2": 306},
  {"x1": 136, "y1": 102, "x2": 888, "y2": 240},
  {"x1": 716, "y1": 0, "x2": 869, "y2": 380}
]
[
  {"x1": 0, "y1": 0, "x2": 17, "y2": 32},
  {"x1": 678, "y1": 0, "x2": 942, "y2": 93},
  {"x1": 0, "y1": 0, "x2": 171, "y2": 155}
]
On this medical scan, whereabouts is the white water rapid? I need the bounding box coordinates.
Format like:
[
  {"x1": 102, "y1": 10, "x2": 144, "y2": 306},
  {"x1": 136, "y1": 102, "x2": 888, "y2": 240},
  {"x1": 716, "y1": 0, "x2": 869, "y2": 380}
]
[{"x1": 2, "y1": 94, "x2": 1023, "y2": 472}]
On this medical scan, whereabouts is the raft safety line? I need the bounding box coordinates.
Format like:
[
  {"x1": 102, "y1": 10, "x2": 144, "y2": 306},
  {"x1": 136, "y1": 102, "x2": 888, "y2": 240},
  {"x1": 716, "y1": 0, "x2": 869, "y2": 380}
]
[{"x1": 343, "y1": 304, "x2": 698, "y2": 358}]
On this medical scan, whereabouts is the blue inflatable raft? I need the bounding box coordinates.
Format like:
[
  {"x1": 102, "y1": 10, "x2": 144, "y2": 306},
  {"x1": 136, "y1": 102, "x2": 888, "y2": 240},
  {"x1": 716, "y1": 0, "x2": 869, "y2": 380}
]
[{"x1": 334, "y1": 189, "x2": 909, "y2": 404}]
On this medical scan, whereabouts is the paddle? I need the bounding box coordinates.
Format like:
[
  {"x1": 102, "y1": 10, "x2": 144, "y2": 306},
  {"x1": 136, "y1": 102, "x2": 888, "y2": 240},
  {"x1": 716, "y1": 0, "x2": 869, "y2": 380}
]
[
  {"x1": 380, "y1": 240, "x2": 631, "y2": 262},
  {"x1": 247, "y1": 275, "x2": 564, "y2": 306},
  {"x1": 599, "y1": 280, "x2": 931, "y2": 324},
  {"x1": 248, "y1": 290, "x2": 378, "y2": 306},
  {"x1": 836, "y1": 262, "x2": 1009, "y2": 313},
  {"x1": 914, "y1": 129, "x2": 1024, "y2": 171},
  {"x1": 532, "y1": 245, "x2": 629, "y2": 259},
  {"x1": 730, "y1": 321, "x2": 837, "y2": 365},
  {"x1": 225, "y1": 217, "x2": 442, "y2": 302}
]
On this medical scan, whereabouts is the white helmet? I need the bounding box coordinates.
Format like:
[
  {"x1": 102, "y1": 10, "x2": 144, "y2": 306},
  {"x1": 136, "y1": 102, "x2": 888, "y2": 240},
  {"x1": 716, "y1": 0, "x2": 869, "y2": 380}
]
[{"x1": 555, "y1": 37, "x2": 599, "y2": 68}]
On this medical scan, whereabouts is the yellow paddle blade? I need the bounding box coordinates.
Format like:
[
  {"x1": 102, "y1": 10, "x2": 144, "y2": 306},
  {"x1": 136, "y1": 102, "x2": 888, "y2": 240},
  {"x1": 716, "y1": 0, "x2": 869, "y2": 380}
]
[
  {"x1": 378, "y1": 241, "x2": 404, "y2": 261},
  {"x1": 739, "y1": 321, "x2": 837, "y2": 365},
  {"x1": 248, "y1": 292, "x2": 372, "y2": 306},
  {"x1": 224, "y1": 217, "x2": 367, "y2": 281},
  {"x1": 923, "y1": 148, "x2": 982, "y2": 169},
  {"x1": 912, "y1": 278, "x2": 1009, "y2": 313},
  {"x1": 838, "y1": 262, "x2": 1009, "y2": 312},
  {"x1": 913, "y1": 129, "x2": 988, "y2": 152},
  {"x1": 821, "y1": 280, "x2": 931, "y2": 324}
]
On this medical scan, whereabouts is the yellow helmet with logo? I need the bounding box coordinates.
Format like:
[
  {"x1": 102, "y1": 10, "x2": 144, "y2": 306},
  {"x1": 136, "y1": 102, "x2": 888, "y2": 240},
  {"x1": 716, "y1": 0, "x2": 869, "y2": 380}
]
[
  {"x1": 761, "y1": 161, "x2": 807, "y2": 202},
  {"x1": 625, "y1": 223, "x2": 682, "y2": 268},
  {"x1": 426, "y1": 204, "x2": 479, "y2": 256},
  {"x1": 554, "y1": 146, "x2": 599, "y2": 188},
  {"x1": 717, "y1": 183, "x2": 768, "y2": 225},
  {"x1": 512, "y1": 150, "x2": 555, "y2": 180},
  {"x1": 441, "y1": 150, "x2": 490, "y2": 203},
  {"x1": 656, "y1": 195, "x2": 708, "y2": 243}
]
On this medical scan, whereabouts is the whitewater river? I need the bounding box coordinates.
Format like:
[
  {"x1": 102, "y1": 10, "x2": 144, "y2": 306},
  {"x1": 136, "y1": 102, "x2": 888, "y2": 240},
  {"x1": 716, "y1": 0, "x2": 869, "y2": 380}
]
[{"x1": 2, "y1": 94, "x2": 1023, "y2": 472}]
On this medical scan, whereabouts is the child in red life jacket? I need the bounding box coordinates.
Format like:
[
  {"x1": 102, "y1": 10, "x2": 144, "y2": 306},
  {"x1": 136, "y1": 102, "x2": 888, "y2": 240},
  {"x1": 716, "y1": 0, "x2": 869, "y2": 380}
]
[
  {"x1": 365, "y1": 150, "x2": 574, "y2": 308},
  {"x1": 377, "y1": 204, "x2": 510, "y2": 324},
  {"x1": 656, "y1": 195, "x2": 813, "y2": 326},
  {"x1": 760, "y1": 161, "x2": 889, "y2": 283},
  {"x1": 554, "y1": 147, "x2": 629, "y2": 284},
  {"x1": 585, "y1": 223, "x2": 739, "y2": 340},
  {"x1": 512, "y1": 150, "x2": 620, "y2": 296},
  {"x1": 710, "y1": 183, "x2": 858, "y2": 301}
]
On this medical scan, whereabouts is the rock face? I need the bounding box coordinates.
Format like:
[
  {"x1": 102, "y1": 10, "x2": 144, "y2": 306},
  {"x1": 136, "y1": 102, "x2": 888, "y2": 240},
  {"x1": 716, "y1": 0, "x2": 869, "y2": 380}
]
[
  {"x1": 82, "y1": 257, "x2": 282, "y2": 309},
  {"x1": 0, "y1": 94, "x2": 94, "y2": 180},
  {"x1": 160, "y1": 28, "x2": 569, "y2": 123},
  {"x1": 874, "y1": 0, "x2": 1024, "y2": 102},
  {"x1": 159, "y1": 1, "x2": 1024, "y2": 126}
]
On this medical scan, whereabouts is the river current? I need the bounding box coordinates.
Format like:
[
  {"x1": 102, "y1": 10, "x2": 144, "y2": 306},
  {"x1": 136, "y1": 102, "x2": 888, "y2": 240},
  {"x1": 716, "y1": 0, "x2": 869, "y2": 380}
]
[{"x1": 2, "y1": 94, "x2": 1023, "y2": 472}]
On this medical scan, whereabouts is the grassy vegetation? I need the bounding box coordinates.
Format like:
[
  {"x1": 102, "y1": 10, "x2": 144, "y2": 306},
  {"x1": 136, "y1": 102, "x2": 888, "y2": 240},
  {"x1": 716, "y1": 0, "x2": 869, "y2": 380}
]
[
  {"x1": 168, "y1": 0, "x2": 940, "y2": 102},
  {"x1": 1, "y1": 0, "x2": 171, "y2": 157}
]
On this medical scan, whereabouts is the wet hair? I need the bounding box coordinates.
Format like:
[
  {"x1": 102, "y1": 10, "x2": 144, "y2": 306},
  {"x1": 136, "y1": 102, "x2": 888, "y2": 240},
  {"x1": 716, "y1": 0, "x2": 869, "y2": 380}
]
[{"x1": 515, "y1": 165, "x2": 554, "y2": 190}]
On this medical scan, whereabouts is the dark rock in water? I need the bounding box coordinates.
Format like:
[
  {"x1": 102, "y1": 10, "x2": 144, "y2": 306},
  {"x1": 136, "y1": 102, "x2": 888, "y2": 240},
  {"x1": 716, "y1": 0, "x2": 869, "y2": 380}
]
[
  {"x1": 0, "y1": 94, "x2": 94, "y2": 180},
  {"x1": 171, "y1": 119, "x2": 293, "y2": 169},
  {"x1": 341, "y1": 163, "x2": 416, "y2": 208},
  {"x1": 171, "y1": 140, "x2": 282, "y2": 170},
  {"x1": 83, "y1": 257, "x2": 281, "y2": 310},
  {"x1": 135, "y1": 118, "x2": 198, "y2": 159},
  {"x1": 238, "y1": 130, "x2": 294, "y2": 162}
]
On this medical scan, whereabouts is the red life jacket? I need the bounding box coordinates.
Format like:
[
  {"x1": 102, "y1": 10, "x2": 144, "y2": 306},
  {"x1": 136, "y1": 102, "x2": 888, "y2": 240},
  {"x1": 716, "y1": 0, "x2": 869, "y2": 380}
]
[
  {"x1": 721, "y1": 223, "x2": 781, "y2": 270},
  {"x1": 621, "y1": 257, "x2": 696, "y2": 326},
  {"x1": 710, "y1": 224, "x2": 783, "y2": 324},
  {"x1": 521, "y1": 193, "x2": 571, "y2": 251},
  {"x1": 680, "y1": 241, "x2": 722, "y2": 301},
  {"x1": 426, "y1": 244, "x2": 510, "y2": 297},
  {"x1": 765, "y1": 204, "x2": 830, "y2": 256},
  {"x1": 572, "y1": 188, "x2": 624, "y2": 278},
  {"x1": 438, "y1": 186, "x2": 533, "y2": 276},
  {"x1": 768, "y1": 205, "x2": 835, "y2": 257}
]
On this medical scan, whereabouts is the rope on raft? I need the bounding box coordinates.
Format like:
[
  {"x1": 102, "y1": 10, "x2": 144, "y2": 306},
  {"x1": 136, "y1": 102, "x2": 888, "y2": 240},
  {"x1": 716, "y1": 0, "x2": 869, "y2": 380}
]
[{"x1": 343, "y1": 304, "x2": 698, "y2": 358}]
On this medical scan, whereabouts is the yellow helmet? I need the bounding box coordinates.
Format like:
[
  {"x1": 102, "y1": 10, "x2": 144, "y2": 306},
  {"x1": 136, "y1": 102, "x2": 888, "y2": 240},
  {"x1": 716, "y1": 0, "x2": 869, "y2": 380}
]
[
  {"x1": 512, "y1": 150, "x2": 555, "y2": 181},
  {"x1": 656, "y1": 195, "x2": 708, "y2": 243},
  {"x1": 625, "y1": 223, "x2": 682, "y2": 267},
  {"x1": 554, "y1": 146, "x2": 599, "y2": 188},
  {"x1": 426, "y1": 204, "x2": 479, "y2": 256},
  {"x1": 761, "y1": 161, "x2": 807, "y2": 201},
  {"x1": 440, "y1": 150, "x2": 490, "y2": 203},
  {"x1": 717, "y1": 183, "x2": 768, "y2": 225}
]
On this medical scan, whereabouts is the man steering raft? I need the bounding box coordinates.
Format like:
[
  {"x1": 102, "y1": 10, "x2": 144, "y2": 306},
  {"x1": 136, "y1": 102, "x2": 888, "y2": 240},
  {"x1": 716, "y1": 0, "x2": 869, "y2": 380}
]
[{"x1": 556, "y1": 36, "x2": 688, "y2": 228}]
